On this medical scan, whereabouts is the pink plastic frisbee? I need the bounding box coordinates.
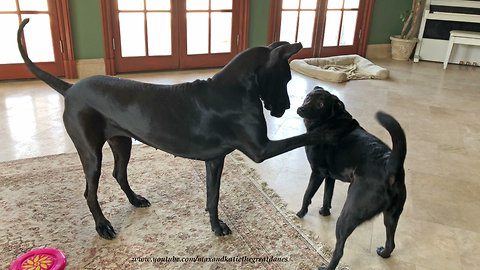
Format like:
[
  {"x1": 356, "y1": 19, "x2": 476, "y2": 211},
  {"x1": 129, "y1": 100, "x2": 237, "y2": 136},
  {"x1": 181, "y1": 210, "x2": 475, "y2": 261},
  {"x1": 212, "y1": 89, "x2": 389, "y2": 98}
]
[{"x1": 9, "y1": 248, "x2": 66, "y2": 270}]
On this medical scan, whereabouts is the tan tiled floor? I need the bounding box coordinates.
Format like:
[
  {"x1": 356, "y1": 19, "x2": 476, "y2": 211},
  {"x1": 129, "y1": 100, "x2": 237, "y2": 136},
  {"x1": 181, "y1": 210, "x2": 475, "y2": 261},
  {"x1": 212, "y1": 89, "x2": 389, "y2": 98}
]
[{"x1": 1, "y1": 59, "x2": 479, "y2": 269}]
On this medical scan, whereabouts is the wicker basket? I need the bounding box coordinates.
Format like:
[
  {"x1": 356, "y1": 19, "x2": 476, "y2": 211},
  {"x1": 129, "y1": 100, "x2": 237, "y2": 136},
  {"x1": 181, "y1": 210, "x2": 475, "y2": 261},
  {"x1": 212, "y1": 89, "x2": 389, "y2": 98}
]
[{"x1": 390, "y1": 35, "x2": 418, "y2": 61}]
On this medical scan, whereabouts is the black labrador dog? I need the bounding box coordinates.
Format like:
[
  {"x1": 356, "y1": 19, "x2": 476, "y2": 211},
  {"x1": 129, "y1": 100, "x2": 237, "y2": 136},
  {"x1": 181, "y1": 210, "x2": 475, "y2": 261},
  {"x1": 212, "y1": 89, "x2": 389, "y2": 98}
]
[
  {"x1": 296, "y1": 87, "x2": 407, "y2": 270},
  {"x1": 17, "y1": 19, "x2": 335, "y2": 240}
]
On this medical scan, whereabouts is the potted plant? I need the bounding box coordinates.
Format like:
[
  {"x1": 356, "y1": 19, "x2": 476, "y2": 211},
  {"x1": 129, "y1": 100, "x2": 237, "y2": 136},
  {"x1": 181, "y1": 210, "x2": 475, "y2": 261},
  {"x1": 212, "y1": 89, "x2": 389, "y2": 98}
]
[{"x1": 390, "y1": 0, "x2": 423, "y2": 60}]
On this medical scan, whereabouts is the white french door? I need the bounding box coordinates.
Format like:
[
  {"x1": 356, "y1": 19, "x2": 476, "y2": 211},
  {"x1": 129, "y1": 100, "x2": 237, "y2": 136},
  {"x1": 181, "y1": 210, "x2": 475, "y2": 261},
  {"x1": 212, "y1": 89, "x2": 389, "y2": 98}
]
[
  {"x1": 269, "y1": 0, "x2": 373, "y2": 58},
  {"x1": 108, "y1": 0, "x2": 245, "y2": 73},
  {"x1": 321, "y1": 0, "x2": 364, "y2": 56},
  {"x1": 0, "y1": 0, "x2": 68, "y2": 80}
]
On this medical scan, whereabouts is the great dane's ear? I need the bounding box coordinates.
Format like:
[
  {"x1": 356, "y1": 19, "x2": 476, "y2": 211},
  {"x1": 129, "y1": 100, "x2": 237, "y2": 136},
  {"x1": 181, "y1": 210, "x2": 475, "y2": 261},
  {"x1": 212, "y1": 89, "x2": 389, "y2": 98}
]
[
  {"x1": 268, "y1": 41, "x2": 290, "y2": 50},
  {"x1": 270, "y1": 42, "x2": 303, "y2": 60}
]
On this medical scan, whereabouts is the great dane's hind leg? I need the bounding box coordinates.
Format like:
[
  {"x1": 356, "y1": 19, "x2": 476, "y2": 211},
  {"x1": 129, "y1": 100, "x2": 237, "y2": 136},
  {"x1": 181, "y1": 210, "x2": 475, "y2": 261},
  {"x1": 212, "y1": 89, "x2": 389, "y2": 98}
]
[
  {"x1": 74, "y1": 140, "x2": 116, "y2": 239},
  {"x1": 64, "y1": 112, "x2": 116, "y2": 239},
  {"x1": 108, "y1": 136, "x2": 150, "y2": 207},
  {"x1": 205, "y1": 156, "x2": 231, "y2": 236}
]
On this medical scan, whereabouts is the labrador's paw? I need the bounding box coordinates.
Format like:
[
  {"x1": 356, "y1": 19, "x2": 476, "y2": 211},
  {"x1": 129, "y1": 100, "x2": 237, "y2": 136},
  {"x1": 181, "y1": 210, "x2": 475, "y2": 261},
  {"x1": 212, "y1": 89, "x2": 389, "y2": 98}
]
[
  {"x1": 376, "y1": 246, "x2": 392, "y2": 258},
  {"x1": 319, "y1": 207, "x2": 331, "y2": 216},
  {"x1": 296, "y1": 209, "x2": 307, "y2": 218}
]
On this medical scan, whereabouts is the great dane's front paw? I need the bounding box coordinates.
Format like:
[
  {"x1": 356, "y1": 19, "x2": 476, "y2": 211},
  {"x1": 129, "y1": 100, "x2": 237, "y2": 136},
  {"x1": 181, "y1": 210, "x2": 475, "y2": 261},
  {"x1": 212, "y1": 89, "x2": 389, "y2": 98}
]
[
  {"x1": 129, "y1": 194, "x2": 151, "y2": 207},
  {"x1": 319, "y1": 207, "x2": 331, "y2": 216},
  {"x1": 296, "y1": 209, "x2": 307, "y2": 218},
  {"x1": 376, "y1": 246, "x2": 392, "y2": 258},
  {"x1": 96, "y1": 222, "x2": 116, "y2": 240},
  {"x1": 212, "y1": 219, "x2": 232, "y2": 236}
]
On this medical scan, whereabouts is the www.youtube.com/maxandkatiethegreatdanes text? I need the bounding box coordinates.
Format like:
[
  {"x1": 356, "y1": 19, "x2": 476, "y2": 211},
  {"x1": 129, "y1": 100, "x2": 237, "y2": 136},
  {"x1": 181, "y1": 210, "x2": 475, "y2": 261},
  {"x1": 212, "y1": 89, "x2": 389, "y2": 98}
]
[{"x1": 131, "y1": 255, "x2": 289, "y2": 264}]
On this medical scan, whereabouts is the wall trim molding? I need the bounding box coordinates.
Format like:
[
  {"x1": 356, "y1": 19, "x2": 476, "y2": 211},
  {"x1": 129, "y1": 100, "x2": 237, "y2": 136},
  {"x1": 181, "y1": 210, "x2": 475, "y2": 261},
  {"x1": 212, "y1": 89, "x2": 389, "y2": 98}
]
[
  {"x1": 365, "y1": 44, "x2": 391, "y2": 59},
  {"x1": 76, "y1": 59, "x2": 106, "y2": 79}
]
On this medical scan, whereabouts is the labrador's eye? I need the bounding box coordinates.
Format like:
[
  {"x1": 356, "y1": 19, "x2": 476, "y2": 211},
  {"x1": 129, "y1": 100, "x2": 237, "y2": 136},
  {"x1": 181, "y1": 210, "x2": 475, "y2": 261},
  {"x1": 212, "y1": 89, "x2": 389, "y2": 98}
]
[{"x1": 315, "y1": 102, "x2": 324, "y2": 109}]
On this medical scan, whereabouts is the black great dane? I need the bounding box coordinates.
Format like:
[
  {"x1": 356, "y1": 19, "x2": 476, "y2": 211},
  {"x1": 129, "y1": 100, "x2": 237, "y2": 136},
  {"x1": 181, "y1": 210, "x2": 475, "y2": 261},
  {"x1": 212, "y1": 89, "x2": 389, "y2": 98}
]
[
  {"x1": 296, "y1": 87, "x2": 407, "y2": 270},
  {"x1": 17, "y1": 19, "x2": 334, "y2": 240}
]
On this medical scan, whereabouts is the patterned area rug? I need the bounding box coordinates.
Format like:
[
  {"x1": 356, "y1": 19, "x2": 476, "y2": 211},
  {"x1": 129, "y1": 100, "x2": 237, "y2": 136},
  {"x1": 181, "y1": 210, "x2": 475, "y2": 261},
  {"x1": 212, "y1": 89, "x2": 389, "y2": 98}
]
[{"x1": 0, "y1": 145, "x2": 340, "y2": 269}]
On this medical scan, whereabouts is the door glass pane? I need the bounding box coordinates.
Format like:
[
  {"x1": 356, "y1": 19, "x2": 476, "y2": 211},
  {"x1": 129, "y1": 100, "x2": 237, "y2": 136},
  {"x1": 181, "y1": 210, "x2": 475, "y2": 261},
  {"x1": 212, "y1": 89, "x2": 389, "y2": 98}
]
[
  {"x1": 119, "y1": 12, "x2": 146, "y2": 57},
  {"x1": 327, "y1": 0, "x2": 343, "y2": 9},
  {"x1": 344, "y1": 0, "x2": 360, "y2": 9},
  {"x1": 118, "y1": 0, "x2": 144, "y2": 11},
  {"x1": 300, "y1": 0, "x2": 317, "y2": 9},
  {"x1": 147, "y1": 12, "x2": 171, "y2": 56},
  {"x1": 297, "y1": 11, "x2": 315, "y2": 48},
  {"x1": 18, "y1": 0, "x2": 48, "y2": 11},
  {"x1": 211, "y1": 0, "x2": 232, "y2": 10},
  {"x1": 283, "y1": 0, "x2": 299, "y2": 9},
  {"x1": 187, "y1": 12, "x2": 209, "y2": 55},
  {"x1": 323, "y1": 10, "x2": 341, "y2": 46},
  {"x1": 146, "y1": 0, "x2": 170, "y2": 10},
  {"x1": 339, "y1": 10, "x2": 357, "y2": 45},
  {"x1": 0, "y1": 15, "x2": 23, "y2": 64},
  {"x1": 20, "y1": 14, "x2": 54, "y2": 62},
  {"x1": 187, "y1": 0, "x2": 208, "y2": 10},
  {"x1": 211, "y1": 12, "x2": 232, "y2": 53},
  {"x1": 0, "y1": 0, "x2": 17, "y2": 11},
  {"x1": 279, "y1": 11, "x2": 298, "y2": 43}
]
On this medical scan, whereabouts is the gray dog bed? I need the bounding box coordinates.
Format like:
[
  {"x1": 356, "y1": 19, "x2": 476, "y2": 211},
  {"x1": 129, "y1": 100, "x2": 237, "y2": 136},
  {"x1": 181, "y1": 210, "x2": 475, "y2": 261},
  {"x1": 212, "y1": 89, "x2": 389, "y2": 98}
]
[{"x1": 290, "y1": 54, "x2": 389, "y2": 83}]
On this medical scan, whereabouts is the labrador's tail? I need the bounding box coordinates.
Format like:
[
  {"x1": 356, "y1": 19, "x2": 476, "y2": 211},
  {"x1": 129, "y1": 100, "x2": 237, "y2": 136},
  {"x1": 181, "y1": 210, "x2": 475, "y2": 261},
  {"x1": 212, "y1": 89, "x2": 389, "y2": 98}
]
[
  {"x1": 17, "y1": 18, "x2": 71, "y2": 96},
  {"x1": 376, "y1": 111, "x2": 407, "y2": 177}
]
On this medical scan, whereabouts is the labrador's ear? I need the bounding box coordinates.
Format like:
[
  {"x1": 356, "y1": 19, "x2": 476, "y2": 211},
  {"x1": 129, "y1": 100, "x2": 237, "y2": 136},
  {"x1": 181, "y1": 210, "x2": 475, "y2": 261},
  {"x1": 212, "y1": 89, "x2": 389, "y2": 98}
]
[
  {"x1": 270, "y1": 42, "x2": 303, "y2": 60},
  {"x1": 332, "y1": 100, "x2": 345, "y2": 115},
  {"x1": 268, "y1": 41, "x2": 290, "y2": 50},
  {"x1": 336, "y1": 100, "x2": 345, "y2": 110}
]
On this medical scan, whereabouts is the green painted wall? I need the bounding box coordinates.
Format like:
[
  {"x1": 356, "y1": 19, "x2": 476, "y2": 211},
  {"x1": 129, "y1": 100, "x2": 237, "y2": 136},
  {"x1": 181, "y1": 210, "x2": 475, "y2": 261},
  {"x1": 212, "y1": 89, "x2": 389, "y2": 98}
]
[
  {"x1": 67, "y1": 0, "x2": 410, "y2": 59},
  {"x1": 248, "y1": 0, "x2": 270, "y2": 47},
  {"x1": 246, "y1": 0, "x2": 413, "y2": 46},
  {"x1": 68, "y1": 0, "x2": 104, "y2": 59},
  {"x1": 368, "y1": 0, "x2": 412, "y2": 44}
]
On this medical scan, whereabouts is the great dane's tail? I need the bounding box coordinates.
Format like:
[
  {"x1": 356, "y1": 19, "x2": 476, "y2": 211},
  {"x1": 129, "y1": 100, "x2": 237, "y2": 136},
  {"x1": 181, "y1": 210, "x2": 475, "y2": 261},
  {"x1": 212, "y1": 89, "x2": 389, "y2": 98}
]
[
  {"x1": 375, "y1": 111, "x2": 407, "y2": 176},
  {"x1": 17, "y1": 18, "x2": 72, "y2": 96}
]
